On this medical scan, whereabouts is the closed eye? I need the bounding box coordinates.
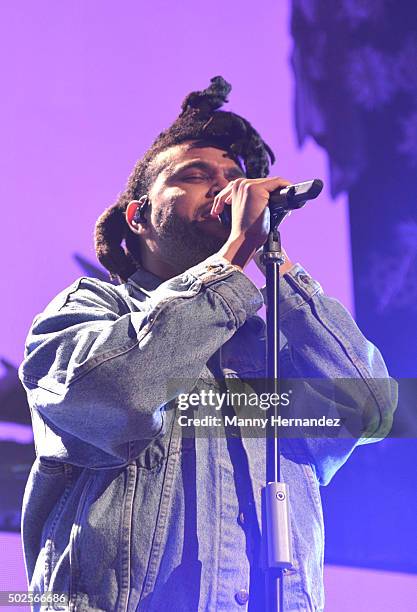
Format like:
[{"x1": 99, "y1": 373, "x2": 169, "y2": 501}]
[{"x1": 181, "y1": 174, "x2": 210, "y2": 181}]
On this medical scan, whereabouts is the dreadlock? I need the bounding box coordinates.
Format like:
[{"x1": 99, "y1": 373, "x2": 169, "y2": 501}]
[{"x1": 94, "y1": 76, "x2": 276, "y2": 282}]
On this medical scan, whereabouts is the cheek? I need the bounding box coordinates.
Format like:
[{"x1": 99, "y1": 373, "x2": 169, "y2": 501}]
[{"x1": 152, "y1": 186, "x2": 194, "y2": 220}]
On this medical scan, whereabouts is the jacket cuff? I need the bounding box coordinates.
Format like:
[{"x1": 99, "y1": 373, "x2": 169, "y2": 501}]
[
  {"x1": 187, "y1": 255, "x2": 264, "y2": 326},
  {"x1": 261, "y1": 263, "x2": 323, "y2": 318},
  {"x1": 186, "y1": 254, "x2": 243, "y2": 283}
]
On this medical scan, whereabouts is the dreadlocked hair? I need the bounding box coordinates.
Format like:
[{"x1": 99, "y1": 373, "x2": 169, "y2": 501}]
[{"x1": 95, "y1": 76, "x2": 276, "y2": 282}]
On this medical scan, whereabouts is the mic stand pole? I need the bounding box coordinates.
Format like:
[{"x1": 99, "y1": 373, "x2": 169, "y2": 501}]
[
  {"x1": 261, "y1": 222, "x2": 293, "y2": 612},
  {"x1": 259, "y1": 179, "x2": 323, "y2": 610},
  {"x1": 219, "y1": 178, "x2": 323, "y2": 611}
]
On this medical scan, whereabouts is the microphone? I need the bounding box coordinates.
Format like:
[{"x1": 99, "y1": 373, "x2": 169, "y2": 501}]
[{"x1": 219, "y1": 179, "x2": 323, "y2": 229}]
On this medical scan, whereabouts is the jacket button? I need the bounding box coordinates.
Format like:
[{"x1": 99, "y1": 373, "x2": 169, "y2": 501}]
[
  {"x1": 235, "y1": 589, "x2": 249, "y2": 605},
  {"x1": 283, "y1": 567, "x2": 297, "y2": 575},
  {"x1": 238, "y1": 512, "x2": 245, "y2": 526},
  {"x1": 207, "y1": 264, "x2": 222, "y2": 273}
]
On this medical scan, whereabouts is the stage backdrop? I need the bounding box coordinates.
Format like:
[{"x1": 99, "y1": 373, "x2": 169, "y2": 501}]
[{"x1": 291, "y1": 0, "x2": 417, "y2": 575}]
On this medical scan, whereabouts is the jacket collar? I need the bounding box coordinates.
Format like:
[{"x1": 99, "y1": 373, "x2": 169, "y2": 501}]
[{"x1": 127, "y1": 266, "x2": 163, "y2": 295}]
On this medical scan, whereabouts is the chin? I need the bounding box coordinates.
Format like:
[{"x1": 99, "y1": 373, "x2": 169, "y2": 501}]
[{"x1": 194, "y1": 219, "x2": 230, "y2": 241}]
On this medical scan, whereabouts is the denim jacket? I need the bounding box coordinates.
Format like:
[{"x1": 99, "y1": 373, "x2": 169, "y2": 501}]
[{"x1": 19, "y1": 255, "x2": 396, "y2": 612}]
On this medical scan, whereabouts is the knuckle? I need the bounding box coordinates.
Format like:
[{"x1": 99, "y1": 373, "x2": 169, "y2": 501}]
[
  {"x1": 232, "y1": 177, "x2": 245, "y2": 190},
  {"x1": 243, "y1": 181, "x2": 258, "y2": 194},
  {"x1": 236, "y1": 179, "x2": 249, "y2": 192}
]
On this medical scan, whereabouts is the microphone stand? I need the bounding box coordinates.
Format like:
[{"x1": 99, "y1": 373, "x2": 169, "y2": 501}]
[
  {"x1": 220, "y1": 179, "x2": 323, "y2": 612},
  {"x1": 260, "y1": 180, "x2": 323, "y2": 612},
  {"x1": 262, "y1": 221, "x2": 292, "y2": 612}
]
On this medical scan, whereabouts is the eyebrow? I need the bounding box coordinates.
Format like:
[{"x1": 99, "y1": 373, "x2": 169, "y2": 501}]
[{"x1": 167, "y1": 160, "x2": 245, "y2": 179}]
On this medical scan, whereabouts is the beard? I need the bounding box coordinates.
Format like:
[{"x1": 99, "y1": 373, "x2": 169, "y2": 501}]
[{"x1": 152, "y1": 204, "x2": 230, "y2": 272}]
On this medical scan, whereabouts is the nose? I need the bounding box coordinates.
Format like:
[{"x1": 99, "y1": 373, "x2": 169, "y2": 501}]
[{"x1": 207, "y1": 173, "x2": 230, "y2": 198}]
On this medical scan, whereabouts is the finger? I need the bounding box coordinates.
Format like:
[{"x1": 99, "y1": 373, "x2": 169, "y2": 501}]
[
  {"x1": 211, "y1": 184, "x2": 233, "y2": 215},
  {"x1": 265, "y1": 176, "x2": 293, "y2": 190},
  {"x1": 211, "y1": 179, "x2": 244, "y2": 215},
  {"x1": 211, "y1": 196, "x2": 229, "y2": 216},
  {"x1": 238, "y1": 176, "x2": 294, "y2": 192},
  {"x1": 211, "y1": 176, "x2": 291, "y2": 216}
]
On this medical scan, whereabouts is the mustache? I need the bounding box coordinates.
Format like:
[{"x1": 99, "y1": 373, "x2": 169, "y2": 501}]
[{"x1": 194, "y1": 202, "x2": 217, "y2": 220}]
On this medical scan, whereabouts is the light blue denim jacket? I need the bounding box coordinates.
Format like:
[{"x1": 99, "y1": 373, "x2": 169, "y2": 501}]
[{"x1": 19, "y1": 255, "x2": 396, "y2": 612}]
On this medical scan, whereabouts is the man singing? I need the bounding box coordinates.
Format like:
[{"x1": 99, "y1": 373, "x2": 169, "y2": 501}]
[{"x1": 19, "y1": 76, "x2": 396, "y2": 611}]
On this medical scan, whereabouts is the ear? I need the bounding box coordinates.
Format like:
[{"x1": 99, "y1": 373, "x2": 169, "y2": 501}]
[
  {"x1": 126, "y1": 200, "x2": 146, "y2": 235},
  {"x1": 126, "y1": 201, "x2": 139, "y2": 226}
]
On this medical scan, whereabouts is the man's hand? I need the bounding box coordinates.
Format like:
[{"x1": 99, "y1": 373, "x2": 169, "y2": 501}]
[
  {"x1": 212, "y1": 176, "x2": 294, "y2": 271},
  {"x1": 253, "y1": 245, "x2": 294, "y2": 276}
]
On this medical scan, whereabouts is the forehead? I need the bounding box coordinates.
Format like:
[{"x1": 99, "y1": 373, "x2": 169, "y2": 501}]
[{"x1": 151, "y1": 142, "x2": 244, "y2": 177}]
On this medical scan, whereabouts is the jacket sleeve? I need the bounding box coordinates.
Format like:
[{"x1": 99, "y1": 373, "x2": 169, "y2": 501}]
[
  {"x1": 19, "y1": 255, "x2": 263, "y2": 467},
  {"x1": 276, "y1": 264, "x2": 398, "y2": 485}
]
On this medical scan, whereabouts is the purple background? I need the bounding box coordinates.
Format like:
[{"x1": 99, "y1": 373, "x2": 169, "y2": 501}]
[
  {"x1": 0, "y1": 1, "x2": 414, "y2": 609},
  {"x1": 0, "y1": 0, "x2": 353, "y2": 366}
]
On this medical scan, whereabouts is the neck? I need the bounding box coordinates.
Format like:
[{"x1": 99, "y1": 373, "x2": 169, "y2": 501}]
[{"x1": 139, "y1": 246, "x2": 183, "y2": 281}]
